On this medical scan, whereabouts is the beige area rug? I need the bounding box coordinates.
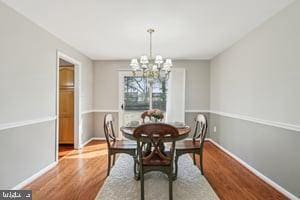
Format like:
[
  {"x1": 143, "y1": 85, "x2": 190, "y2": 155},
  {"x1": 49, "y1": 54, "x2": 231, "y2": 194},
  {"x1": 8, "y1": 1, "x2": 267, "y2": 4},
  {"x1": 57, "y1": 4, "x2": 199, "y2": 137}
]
[{"x1": 96, "y1": 154, "x2": 219, "y2": 200}]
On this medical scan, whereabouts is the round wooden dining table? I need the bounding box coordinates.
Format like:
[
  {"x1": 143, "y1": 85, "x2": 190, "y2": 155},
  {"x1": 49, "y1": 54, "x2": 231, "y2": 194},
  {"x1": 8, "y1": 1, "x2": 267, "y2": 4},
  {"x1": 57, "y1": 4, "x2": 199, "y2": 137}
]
[
  {"x1": 120, "y1": 124, "x2": 191, "y2": 141},
  {"x1": 120, "y1": 123, "x2": 191, "y2": 180}
]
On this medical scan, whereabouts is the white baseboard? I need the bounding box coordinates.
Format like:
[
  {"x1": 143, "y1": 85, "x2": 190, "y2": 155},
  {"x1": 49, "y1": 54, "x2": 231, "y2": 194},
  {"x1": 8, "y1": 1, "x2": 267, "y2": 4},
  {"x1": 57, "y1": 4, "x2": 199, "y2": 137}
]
[
  {"x1": 81, "y1": 137, "x2": 106, "y2": 147},
  {"x1": 206, "y1": 138, "x2": 299, "y2": 200},
  {"x1": 13, "y1": 137, "x2": 105, "y2": 189},
  {"x1": 12, "y1": 161, "x2": 58, "y2": 190},
  {"x1": 80, "y1": 137, "x2": 94, "y2": 148},
  {"x1": 92, "y1": 137, "x2": 106, "y2": 140}
]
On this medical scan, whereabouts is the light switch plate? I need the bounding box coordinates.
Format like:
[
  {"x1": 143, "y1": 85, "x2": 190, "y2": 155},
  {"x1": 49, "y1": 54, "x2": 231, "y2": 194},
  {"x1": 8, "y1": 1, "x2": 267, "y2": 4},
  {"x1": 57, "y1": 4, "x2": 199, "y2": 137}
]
[{"x1": 213, "y1": 126, "x2": 217, "y2": 133}]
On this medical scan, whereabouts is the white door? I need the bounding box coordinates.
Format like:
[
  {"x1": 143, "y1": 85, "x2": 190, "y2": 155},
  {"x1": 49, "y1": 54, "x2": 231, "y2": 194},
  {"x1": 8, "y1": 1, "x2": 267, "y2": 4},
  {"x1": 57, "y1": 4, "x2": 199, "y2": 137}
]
[
  {"x1": 119, "y1": 71, "x2": 148, "y2": 136},
  {"x1": 118, "y1": 71, "x2": 168, "y2": 136}
]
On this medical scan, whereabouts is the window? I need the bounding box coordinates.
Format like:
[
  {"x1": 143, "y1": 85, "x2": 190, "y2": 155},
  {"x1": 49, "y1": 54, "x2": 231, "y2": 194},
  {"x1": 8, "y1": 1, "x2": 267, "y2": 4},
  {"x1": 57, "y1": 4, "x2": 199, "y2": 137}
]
[
  {"x1": 152, "y1": 79, "x2": 167, "y2": 111},
  {"x1": 124, "y1": 77, "x2": 167, "y2": 111}
]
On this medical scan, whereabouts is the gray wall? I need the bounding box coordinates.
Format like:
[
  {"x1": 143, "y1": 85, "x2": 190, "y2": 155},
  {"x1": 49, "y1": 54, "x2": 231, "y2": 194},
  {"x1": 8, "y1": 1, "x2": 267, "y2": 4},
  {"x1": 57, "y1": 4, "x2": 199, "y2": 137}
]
[
  {"x1": 210, "y1": 1, "x2": 300, "y2": 197},
  {"x1": 185, "y1": 112, "x2": 210, "y2": 138},
  {"x1": 94, "y1": 112, "x2": 119, "y2": 138},
  {"x1": 209, "y1": 114, "x2": 300, "y2": 197},
  {"x1": 92, "y1": 60, "x2": 210, "y2": 138},
  {"x1": 210, "y1": 1, "x2": 300, "y2": 125},
  {"x1": 1, "y1": 0, "x2": 299, "y2": 196},
  {"x1": 92, "y1": 112, "x2": 210, "y2": 140},
  {"x1": 0, "y1": 121, "x2": 55, "y2": 189},
  {"x1": 94, "y1": 112, "x2": 209, "y2": 139},
  {"x1": 81, "y1": 113, "x2": 94, "y2": 144},
  {"x1": 93, "y1": 60, "x2": 210, "y2": 111},
  {"x1": 0, "y1": 2, "x2": 94, "y2": 189}
]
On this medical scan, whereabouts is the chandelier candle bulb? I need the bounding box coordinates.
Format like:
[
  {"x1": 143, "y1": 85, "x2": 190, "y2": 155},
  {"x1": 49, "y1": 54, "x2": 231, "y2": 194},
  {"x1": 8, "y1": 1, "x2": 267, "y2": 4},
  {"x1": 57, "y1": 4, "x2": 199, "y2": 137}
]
[
  {"x1": 155, "y1": 55, "x2": 163, "y2": 64},
  {"x1": 165, "y1": 58, "x2": 172, "y2": 66},
  {"x1": 129, "y1": 28, "x2": 172, "y2": 81},
  {"x1": 140, "y1": 55, "x2": 149, "y2": 64},
  {"x1": 130, "y1": 59, "x2": 139, "y2": 67}
]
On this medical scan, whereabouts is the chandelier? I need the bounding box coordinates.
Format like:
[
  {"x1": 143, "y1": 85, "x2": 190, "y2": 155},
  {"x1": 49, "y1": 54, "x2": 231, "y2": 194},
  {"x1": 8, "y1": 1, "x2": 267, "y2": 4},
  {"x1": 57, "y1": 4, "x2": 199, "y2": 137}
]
[{"x1": 129, "y1": 29, "x2": 172, "y2": 82}]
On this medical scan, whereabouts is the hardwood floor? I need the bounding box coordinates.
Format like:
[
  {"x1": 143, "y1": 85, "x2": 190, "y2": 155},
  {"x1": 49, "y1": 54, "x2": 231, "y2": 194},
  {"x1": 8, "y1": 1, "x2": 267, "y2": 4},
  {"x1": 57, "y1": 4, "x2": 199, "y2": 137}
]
[
  {"x1": 59, "y1": 144, "x2": 74, "y2": 159},
  {"x1": 25, "y1": 141, "x2": 108, "y2": 200},
  {"x1": 197, "y1": 142, "x2": 288, "y2": 200},
  {"x1": 24, "y1": 140, "x2": 288, "y2": 200}
]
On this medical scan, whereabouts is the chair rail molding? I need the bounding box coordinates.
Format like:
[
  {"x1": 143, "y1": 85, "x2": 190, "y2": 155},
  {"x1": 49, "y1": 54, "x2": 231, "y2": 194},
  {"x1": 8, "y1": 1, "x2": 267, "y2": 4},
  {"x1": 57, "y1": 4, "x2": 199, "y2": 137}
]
[
  {"x1": 0, "y1": 116, "x2": 57, "y2": 131},
  {"x1": 210, "y1": 110, "x2": 300, "y2": 132},
  {"x1": 84, "y1": 109, "x2": 211, "y2": 114},
  {"x1": 73, "y1": 109, "x2": 300, "y2": 132},
  {"x1": 185, "y1": 109, "x2": 210, "y2": 113},
  {"x1": 87, "y1": 109, "x2": 120, "y2": 113},
  {"x1": 81, "y1": 110, "x2": 95, "y2": 114}
]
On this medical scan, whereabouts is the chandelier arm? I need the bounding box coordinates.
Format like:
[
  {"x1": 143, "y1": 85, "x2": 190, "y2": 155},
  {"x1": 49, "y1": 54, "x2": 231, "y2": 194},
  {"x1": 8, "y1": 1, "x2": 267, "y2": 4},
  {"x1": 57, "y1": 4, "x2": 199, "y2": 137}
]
[{"x1": 131, "y1": 29, "x2": 171, "y2": 82}]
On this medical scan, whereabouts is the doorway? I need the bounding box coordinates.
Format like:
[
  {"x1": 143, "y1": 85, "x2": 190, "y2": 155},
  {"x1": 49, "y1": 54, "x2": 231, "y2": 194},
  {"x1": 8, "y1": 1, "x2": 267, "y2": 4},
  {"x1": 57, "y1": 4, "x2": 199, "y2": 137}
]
[
  {"x1": 56, "y1": 51, "x2": 82, "y2": 162},
  {"x1": 58, "y1": 59, "x2": 75, "y2": 159},
  {"x1": 118, "y1": 71, "x2": 168, "y2": 138}
]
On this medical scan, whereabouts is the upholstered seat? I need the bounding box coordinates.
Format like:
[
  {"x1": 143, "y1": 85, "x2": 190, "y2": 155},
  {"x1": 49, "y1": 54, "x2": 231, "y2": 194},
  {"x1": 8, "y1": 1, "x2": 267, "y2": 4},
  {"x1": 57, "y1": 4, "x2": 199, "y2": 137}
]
[{"x1": 142, "y1": 151, "x2": 171, "y2": 166}]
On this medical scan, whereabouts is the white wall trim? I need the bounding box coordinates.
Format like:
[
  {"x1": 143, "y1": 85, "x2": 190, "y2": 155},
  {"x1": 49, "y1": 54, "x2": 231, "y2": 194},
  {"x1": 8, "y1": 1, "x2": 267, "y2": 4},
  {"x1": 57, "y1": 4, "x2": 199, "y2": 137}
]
[
  {"x1": 56, "y1": 51, "x2": 82, "y2": 162},
  {"x1": 67, "y1": 109, "x2": 300, "y2": 132},
  {"x1": 93, "y1": 109, "x2": 120, "y2": 113},
  {"x1": 12, "y1": 161, "x2": 58, "y2": 190},
  {"x1": 210, "y1": 110, "x2": 300, "y2": 132},
  {"x1": 206, "y1": 138, "x2": 299, "y2": 200},
  {"x1": 185, "y1": 109, "x2": 210, "y2": 113},
  {"x1": 92, "y1": 137, "x2": 106, "y2": 140},
  {"x1": 80, "y1": 137, "x2": 94, "y2": 148},
  {"x1": 13, "y1": 137, "x2": 105, "y2": 189},
  {"x1": 0, "y1": 116, "x2": 57, "y2": 131},
  {"x1": 85, "y1": 109, "x2": 209, "y2": 113},
  {"x1": 81, "y1": 109, "x2": 120, "y2": 114},
  {"x1": 81, "y1": 110, "x2": 94, "y2": 114},
  {"x1": 81, "y1": 137, "x2": 106, "y2": 148}
]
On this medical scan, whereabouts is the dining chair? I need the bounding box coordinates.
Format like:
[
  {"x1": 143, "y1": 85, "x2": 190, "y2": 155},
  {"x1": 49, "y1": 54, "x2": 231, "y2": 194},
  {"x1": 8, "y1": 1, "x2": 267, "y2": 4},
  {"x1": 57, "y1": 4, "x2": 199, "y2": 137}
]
[
  {"x1": 174, "y1": 114, "x2": 208, "y2": 177},
  {"x1": 133, "y1": 123, "x2": 179, "y2": 200},
  {"x1": 103, "y1": 113, "x2": 137, "y2": 176}
]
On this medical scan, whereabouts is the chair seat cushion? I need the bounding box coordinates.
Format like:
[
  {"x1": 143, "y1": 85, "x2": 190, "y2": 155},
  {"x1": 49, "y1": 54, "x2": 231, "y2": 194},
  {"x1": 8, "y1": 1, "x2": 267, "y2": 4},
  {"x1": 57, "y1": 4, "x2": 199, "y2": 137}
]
[
  {"x1": 176, "y1": 140, "x2": 201, "y2": 150},
  {"x1": 110, "y1": 140, "x2": 136, "y2": 150},
  {"x1": 142, "y1": 152, "x2": 171, "y2": 166}
]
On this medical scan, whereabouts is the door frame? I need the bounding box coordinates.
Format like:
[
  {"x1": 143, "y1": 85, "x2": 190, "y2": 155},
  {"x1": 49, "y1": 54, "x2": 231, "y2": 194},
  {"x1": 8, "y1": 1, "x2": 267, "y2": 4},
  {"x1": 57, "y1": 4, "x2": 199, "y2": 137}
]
[
  {"x1": 118, "y1": 71, "x2": 133, "y2": 140},
  {"x1": 56, "y1": 51, "x2": 82, "y2": 162}
]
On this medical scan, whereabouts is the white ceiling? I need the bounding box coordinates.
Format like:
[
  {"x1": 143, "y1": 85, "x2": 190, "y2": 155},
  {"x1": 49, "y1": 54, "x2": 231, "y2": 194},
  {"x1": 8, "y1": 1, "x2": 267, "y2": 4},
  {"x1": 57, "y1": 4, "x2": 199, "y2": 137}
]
[{"x1": 1, "y1": 0, "x2": 294, "y2": 60}]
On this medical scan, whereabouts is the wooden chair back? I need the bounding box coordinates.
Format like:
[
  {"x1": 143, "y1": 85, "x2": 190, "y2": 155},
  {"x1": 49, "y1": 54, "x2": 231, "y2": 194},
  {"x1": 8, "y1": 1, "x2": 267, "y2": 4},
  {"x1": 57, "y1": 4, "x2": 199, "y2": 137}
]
[
  {"x1": 133, "y1": 123, "x2": 179, "y2": 166},
  {"x1": 192, "y1": 114, "x2": 208, "y2": 143},
  {"x1": 103, "y1": 114, "x2": 116, "y2": 148}
]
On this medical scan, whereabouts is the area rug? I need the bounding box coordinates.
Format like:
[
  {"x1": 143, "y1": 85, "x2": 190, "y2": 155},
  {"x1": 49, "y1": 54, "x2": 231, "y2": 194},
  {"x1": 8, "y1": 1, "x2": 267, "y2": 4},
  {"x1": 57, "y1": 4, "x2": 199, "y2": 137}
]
[{"x1": 96, "y1": 154, "x2": 219, "y2": 200}]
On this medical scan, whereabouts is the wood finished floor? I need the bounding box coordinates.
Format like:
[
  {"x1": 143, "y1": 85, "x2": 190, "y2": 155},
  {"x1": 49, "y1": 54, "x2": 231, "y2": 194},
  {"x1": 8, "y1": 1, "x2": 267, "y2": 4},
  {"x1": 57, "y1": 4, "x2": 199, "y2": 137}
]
[
  {"x1": 58, "y1": 144, "x2": 74, "y2": 160},
  {"x1": 24, "y1": 140, "x2": 288, "y2": 200}
]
